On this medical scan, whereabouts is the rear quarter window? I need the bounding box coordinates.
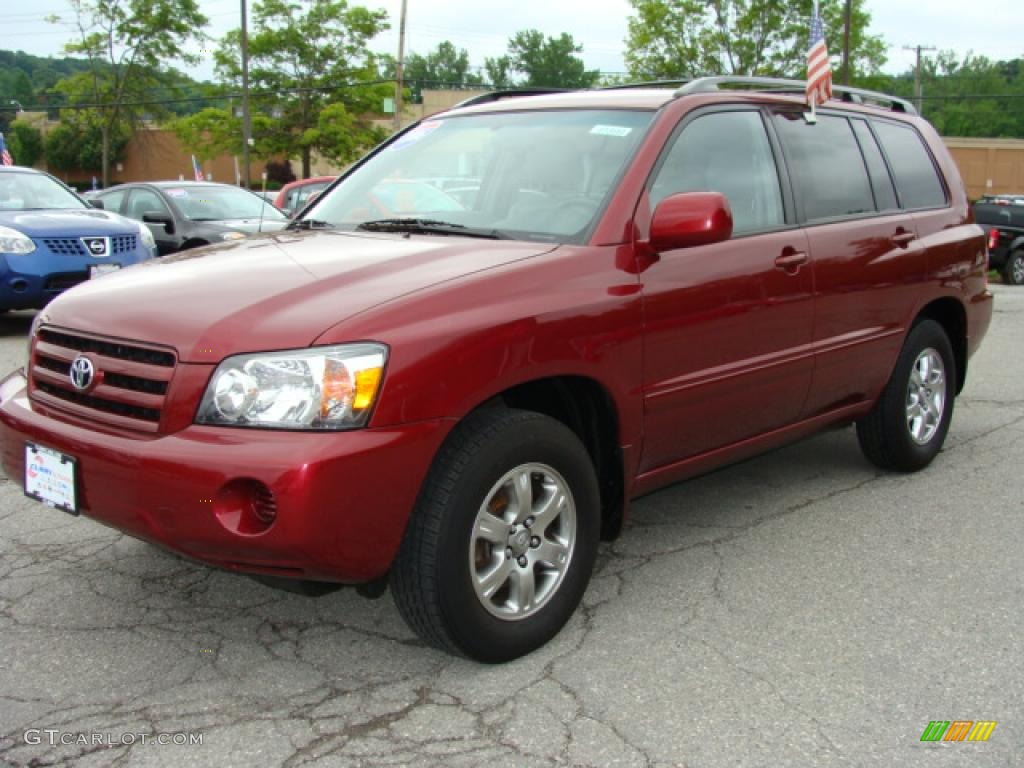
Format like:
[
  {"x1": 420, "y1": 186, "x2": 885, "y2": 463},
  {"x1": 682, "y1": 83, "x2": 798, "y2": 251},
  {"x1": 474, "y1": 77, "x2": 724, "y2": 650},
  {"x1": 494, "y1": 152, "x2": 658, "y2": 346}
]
[
  {"x1": 872, "y1": 121, "x2": 947, "y2": 210},
  {"x1": 772, "y1": 113, "x2": 875, "y2": 222}
]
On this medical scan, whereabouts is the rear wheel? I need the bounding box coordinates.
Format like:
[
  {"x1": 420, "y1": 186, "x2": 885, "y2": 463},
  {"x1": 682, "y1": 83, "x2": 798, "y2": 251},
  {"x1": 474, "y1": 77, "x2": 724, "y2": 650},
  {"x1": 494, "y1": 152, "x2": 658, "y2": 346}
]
[
  {"x1": 856, "y1": 319, "x2": 956, "y2": 472},
  {"x1": 390, "y1": 408, "x2": 600, "y2": 662},
  {"x1": 1003, "y1": 250, "x2": 1024, "y2": 285}
]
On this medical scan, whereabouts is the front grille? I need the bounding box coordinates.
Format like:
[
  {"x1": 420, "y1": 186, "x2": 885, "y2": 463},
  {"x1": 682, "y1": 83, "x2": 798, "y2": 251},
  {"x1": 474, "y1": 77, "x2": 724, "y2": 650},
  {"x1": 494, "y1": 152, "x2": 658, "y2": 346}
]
[
  {"x1": 42, "y1": 238, "x2": 88, "y2": 257},
  {"x1": 30, "y1": 328, "x2": 177, "y2": 433},
  {"x1": 43, "y1": 272, "x2": 88, "y2": 293},
  {"x1": 38, "y1": 329, "x2": 175, "y2": 367},
  {"x1": 112, "y1": 235, "x2": 137, "y2": 254}
]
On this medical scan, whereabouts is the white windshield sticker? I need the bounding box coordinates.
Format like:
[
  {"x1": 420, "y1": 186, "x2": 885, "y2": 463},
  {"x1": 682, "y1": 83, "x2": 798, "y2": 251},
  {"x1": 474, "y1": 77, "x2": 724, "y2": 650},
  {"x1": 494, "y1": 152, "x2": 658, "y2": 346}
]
[
  {"x1": 388, "y1": 121, "x2": 442, "y2": 151},
  {"x1": 166, "y1": 188, "x2": 187, "y2": 197},
  {"x1": 590, "y1": 125, "x2": 633, "y2": 137}
]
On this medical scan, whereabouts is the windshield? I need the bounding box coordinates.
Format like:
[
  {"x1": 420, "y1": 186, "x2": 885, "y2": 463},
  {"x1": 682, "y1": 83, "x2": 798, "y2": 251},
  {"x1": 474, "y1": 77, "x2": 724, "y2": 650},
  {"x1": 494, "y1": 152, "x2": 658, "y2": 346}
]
[
  {"x1": 305, "y1": 109, "x2": 653, "y2": 242},
  {"x1": 166, "y1": 185, "x2": 287, "y2": 222},
  {"x1": 0, "y1": 171, "x2": 86, "y2": 211}
]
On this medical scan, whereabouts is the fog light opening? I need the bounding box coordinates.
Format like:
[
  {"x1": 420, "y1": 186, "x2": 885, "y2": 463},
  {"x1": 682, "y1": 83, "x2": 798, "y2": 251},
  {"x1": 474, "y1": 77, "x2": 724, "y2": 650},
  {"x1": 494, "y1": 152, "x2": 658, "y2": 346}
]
[
  {"x1": 213, "y1": 478, "x2": 278, "y2": 535},
  {"x1": 9, "y1": 278, "x2": 28, "y2": 293}
]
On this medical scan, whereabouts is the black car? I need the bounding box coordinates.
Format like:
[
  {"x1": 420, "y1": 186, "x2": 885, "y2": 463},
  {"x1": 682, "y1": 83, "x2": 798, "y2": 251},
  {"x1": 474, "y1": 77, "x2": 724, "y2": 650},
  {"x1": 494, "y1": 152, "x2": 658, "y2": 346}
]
[
  {"x1": 94, "y1": 181, "x2": 288, "y2": 255},
  {"x1": 973, "y1": 194, "x2": 1024, "y2": 285}
]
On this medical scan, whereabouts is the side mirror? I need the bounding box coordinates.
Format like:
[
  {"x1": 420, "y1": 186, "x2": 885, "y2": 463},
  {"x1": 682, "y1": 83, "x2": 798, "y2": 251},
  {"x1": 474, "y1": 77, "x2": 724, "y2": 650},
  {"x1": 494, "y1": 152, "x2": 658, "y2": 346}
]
[
  {"x1": 88, "y1": 199, "x2": 105, "y2": 210},
  {"x1": 142, "y1": 211, "x2": 174, "y2": 234},
  {"x1": 649, "y1": 191, "x2": 733, "y2": 252}
]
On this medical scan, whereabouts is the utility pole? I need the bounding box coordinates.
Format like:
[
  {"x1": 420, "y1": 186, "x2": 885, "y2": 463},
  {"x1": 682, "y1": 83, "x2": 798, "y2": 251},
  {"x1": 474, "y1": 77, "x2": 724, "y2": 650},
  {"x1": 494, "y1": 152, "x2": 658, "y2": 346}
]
[
  {"x1": 240, "y1": 0, "x2": 252, "y2": 189},
  {"x1": 841, "y1": 0, "x2": 852, "y2": 85},
  {"x1": 903, "y1": 44, "x2": 936, "y2": 114},
  {"x1": 393, "y1": 0, "x2": 408, "y2": 132}
]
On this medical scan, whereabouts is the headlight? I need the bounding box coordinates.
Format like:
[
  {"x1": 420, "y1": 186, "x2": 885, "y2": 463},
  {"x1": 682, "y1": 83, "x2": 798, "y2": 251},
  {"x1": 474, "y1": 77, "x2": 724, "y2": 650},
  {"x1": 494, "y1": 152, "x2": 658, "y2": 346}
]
[
  {"x1": 137, "y1": 223, "x2": 156, "y2": 251},
  {"x1": 196, "y1": 343, "x2": 387, "y2": 430},
  {"x1": 220, "y1": 232, "x2": 246, "y2": 241},
  {"x1": 0, "y1": 225, "x2": 36, "y2": 255}
]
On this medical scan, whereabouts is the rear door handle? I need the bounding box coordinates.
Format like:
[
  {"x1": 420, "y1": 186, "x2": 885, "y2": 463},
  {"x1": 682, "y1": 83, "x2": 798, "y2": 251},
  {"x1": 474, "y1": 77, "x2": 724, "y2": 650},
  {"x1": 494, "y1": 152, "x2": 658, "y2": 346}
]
[
  {"x1": 775, "y1": 249, "x2": 809, "y2": 273},
  {"x1": 891, "y1": 229, "x2": 916, "y2": 247}
]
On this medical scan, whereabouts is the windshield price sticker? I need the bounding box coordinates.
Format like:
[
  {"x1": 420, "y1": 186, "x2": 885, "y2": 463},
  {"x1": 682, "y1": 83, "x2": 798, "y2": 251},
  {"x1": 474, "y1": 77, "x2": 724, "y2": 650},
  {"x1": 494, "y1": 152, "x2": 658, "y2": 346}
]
[{"x1": 590, "y1": 125, "x2": 633, "y2": 137}]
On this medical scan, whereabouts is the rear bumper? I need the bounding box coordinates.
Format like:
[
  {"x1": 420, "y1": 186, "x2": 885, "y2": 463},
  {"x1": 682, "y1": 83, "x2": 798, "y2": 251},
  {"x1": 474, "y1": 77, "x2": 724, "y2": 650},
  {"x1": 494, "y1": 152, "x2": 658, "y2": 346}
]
[{"x1": 0, "y1": 370, "x2": 452, "y2": 582}]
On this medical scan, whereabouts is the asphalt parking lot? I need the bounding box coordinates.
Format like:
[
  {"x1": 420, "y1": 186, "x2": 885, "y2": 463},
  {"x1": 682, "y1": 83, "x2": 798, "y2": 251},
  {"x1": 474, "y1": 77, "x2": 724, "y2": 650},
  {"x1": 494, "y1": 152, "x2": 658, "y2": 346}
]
[{"x1": 0, "y1": 285, "x2": 1021, "y2": 768}]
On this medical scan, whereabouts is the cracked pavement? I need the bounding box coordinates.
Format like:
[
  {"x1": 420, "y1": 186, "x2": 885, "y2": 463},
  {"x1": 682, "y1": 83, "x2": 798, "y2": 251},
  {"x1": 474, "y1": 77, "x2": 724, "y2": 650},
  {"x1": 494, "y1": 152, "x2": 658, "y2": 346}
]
[{"x1": 1, "y1": 286, "x2": 1022, "y2": 767}]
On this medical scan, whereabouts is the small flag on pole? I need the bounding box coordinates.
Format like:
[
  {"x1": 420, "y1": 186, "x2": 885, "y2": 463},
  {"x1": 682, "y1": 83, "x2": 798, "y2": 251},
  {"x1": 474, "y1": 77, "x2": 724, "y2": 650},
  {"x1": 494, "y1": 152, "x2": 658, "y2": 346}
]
[
  {"x1": 0, "y1": 133, "x2": 13, "y2": 166},
  {"x1": 806, "y1": 1, "x2": 833, "y2": 112},
  {"x1": 191, "y1": 155, "x2": 204, "y2": 182}
]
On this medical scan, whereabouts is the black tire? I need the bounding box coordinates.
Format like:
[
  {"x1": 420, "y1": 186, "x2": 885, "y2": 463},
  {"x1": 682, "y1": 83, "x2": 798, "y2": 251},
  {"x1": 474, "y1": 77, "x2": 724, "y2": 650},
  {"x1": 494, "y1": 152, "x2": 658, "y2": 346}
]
[
  {"x1": 856, "y1": 318, "x2": 957, "y2": 472},
  {"x1": 1003, "y1": 250, "x2": 1024, "y2": 285},
  {"x1": 390, "y1": 408, "x2": 600, "y2": 662}
]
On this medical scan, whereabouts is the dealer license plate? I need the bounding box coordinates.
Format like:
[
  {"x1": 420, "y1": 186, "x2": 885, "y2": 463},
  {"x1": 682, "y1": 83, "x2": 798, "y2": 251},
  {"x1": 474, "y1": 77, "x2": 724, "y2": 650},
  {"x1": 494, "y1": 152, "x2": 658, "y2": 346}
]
[
  {"x1": 89, "y1": 264, "x2": 121, "y2": 279},
  {"x1": 24, "y1": 442, "x2": 78, "y2": 515}
]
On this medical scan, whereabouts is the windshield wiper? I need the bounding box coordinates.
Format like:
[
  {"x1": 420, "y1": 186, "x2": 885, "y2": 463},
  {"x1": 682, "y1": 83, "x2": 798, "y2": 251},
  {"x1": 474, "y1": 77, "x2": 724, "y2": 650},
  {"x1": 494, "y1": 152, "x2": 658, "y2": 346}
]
[
  {"x1": 288, "y1": 218, "x2": 336, "y2": 231},
  {"x1": 357, "y1": 218, "x2": 508, "y2": 239}
]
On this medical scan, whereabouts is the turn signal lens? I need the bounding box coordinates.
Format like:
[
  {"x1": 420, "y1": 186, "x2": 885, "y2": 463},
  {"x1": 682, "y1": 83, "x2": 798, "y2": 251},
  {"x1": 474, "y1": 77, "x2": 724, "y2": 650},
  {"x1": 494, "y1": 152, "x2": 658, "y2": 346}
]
[{"x1": 353, "y1": 367, "x2": 383, "y2": 411}]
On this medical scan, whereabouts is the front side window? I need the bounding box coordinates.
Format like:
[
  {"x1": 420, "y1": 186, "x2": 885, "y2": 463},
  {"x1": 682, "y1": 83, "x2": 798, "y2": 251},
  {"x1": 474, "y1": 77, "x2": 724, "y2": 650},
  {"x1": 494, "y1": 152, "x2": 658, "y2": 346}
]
[
  {"x1": 649, "y1": 111, "x2": 784, "y2": 235},
  {"x1": 126, "y1": 188, "x2": 169, "y2": 221},
  {"x1": 773, "y1": 113, "x2": 875, "y2": 222},
  {"x1": 872, "y1": 121, "x2": 947, "y2": 210},
  {"x1": 307, "y1": 109, "x2": 654, "y2": 243},
  {"x1": 98, "y1": 188, "x2": 127, "y2": 214}
]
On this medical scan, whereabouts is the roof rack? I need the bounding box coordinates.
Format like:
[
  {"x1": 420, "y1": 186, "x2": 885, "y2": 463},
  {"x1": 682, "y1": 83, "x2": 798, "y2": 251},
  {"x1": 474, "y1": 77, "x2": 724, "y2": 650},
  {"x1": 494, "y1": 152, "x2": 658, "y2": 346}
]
[
  {"x1": 676, "y1": 76, "x2": 918, "y2": 116},
  {"x1": 599, "y1": 79, "x2": 691, "y2": 91},
  {"x1": 452, "y1": 88, "x2": 572, "y2": 109}
]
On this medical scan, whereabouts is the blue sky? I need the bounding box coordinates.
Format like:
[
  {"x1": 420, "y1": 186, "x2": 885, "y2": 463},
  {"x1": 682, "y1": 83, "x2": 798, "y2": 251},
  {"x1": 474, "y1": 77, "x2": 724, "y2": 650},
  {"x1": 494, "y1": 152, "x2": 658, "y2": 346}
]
[{"x1": 4, "y1": 0, "x2": 1021, "y2": 82}]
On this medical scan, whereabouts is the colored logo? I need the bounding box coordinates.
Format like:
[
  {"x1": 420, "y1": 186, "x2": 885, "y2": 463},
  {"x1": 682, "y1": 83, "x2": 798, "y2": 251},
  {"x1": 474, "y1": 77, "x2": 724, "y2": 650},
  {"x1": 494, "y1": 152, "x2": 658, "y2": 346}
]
[
  {"x1": 920, "y1": 721, "x2": 997, "y2": 742},
  {"x1": 69, "y1": 356, "x2": 95, "y2": 391}
]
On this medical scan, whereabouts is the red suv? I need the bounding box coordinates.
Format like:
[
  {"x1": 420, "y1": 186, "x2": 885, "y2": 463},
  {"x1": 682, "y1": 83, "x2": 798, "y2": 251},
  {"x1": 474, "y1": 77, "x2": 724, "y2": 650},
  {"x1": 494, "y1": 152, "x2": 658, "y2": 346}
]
[{"x1": 0, "y1": 78, "x2": 992, "y2": 662}]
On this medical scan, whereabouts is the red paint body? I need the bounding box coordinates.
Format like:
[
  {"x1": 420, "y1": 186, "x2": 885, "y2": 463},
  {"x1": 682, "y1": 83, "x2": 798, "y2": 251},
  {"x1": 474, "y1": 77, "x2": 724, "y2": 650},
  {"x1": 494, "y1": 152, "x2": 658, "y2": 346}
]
[{"x1": 0, "y1": 89, "x2": 993, "y2": 582}]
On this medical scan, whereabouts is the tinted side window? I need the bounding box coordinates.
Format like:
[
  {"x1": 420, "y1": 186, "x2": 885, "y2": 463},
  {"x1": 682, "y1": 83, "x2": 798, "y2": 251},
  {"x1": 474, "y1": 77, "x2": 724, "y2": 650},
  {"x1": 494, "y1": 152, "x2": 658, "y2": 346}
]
[
  {"x1": 851, "y1": 120, "x2": 898, "y2": 212},
  {"x1": 126, "y1": 188, "x2": 169, "y2": 221},
  {"x1": 773, "y1": 113, "x2": 874, "y2": 222},
  {"x1": 98, "y1": 189, "x2": 127, "y2": 214},
  {"x1": 872, "y1": 121, "x2": 947, "y2": 209},
  {"x1": 650, "y1": 111, "x2": 784, "y2": 235}
]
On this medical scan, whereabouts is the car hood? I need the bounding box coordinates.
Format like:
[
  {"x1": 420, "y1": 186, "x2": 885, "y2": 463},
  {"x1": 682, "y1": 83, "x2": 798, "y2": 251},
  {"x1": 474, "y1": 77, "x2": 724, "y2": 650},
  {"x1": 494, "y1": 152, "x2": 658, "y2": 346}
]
[
  {"x1": 0, "y1": 208, "x2": 140, "y2": 237},
  {"x1": 41, "y1": 230, "x2": 557, "y2": 362}
]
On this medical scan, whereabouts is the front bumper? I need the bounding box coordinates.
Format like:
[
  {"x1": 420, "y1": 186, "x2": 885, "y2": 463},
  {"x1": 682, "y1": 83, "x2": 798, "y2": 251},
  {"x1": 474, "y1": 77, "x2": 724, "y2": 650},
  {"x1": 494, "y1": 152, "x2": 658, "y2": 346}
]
[{"x1": 0, "y1": 370, "x2": 452, "y2": 582}]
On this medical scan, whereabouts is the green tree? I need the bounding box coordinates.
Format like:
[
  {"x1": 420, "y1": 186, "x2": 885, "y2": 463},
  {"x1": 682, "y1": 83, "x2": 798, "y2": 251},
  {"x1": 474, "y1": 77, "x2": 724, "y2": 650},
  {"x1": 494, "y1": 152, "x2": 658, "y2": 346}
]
[
  {"x1": 625, "y1": 0, "x2": 885, "y2": 79},
  {"x1": 503, "y1": 30, "x2": 600, "y2": 88},
  {"x1": 403, "y1": 42, "x2": 484, "y2": 102},
  {"x1": 216, "y1": 0, "x2": 392, "y2": 178},
  {"x1": 43, "y1": 119, "x2": 129, "y2": 175},
  {"x1": 49, "y1": 0, "x2": 209, "y2": 186},
  {"x1": 171, "y1": 106, "x2": 277, "y2": 164},
  {"x1": 6, "y1": 120, "x2": 44, "y2": 167}
]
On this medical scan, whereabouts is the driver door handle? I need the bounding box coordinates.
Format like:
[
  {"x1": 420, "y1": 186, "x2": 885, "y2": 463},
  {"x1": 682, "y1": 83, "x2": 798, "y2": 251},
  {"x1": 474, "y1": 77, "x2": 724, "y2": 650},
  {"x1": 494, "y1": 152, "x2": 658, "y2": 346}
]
[{"x1": 775, "y1": 248, "x2": 809, "y2": 274}]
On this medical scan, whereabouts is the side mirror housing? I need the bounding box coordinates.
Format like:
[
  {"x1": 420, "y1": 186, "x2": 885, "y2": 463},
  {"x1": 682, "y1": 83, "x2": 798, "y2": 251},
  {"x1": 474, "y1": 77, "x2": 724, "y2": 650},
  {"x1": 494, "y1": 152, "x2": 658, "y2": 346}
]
[
  {"x1": 87, "y1": 198, "x2": 105, "y2": 210},
  {"x1": 650, "y1": 191, "x2": 733, "y2": 252},
  {"x1": 142, "y1": 211, "x2": 174, "y2": 234}
]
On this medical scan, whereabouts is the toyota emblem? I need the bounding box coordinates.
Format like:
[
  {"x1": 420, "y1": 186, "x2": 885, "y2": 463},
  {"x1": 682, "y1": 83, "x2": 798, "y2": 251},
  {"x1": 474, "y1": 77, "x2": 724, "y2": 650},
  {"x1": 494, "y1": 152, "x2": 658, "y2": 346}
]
[{"x1": 69, "y1": 356, "x2": 95, "y2": 391}]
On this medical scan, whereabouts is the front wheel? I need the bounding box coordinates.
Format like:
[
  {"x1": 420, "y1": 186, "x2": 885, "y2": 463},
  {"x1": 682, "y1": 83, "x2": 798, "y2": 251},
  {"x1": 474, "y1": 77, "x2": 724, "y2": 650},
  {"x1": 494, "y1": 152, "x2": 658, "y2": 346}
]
[
  {"x1": 390, "y1": 408, "x2": 600, "y2": 662},
  {"x1": 1003, "y1": 250, "x2": 1024, "y2": 285},
  {"x1": 856, "y1": 318, "x2": 956, "y2": 472}
]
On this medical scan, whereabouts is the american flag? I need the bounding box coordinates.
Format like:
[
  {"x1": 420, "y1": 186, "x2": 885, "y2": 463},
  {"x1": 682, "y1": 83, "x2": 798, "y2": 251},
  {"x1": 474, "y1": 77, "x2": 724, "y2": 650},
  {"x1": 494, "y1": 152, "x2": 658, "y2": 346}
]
[
  {"x1": 807, "y1": 1, "x2": 833, "y2": 107},
  {"x1": 0, "y1": 133, "x2": 12, "y2": 166},
  {"x1": 191, "y1": 154, "x2": 204, "y2": 182}
]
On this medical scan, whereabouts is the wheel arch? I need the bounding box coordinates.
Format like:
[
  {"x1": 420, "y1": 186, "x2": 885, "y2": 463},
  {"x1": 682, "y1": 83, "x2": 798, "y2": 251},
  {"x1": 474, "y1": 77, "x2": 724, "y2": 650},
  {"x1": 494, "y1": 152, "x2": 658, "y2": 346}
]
[
  {"x1": 473, "y1": 375, "x2": 627, "y2": 541},
  {"x1": 914, "y1": 297, "x2": 968, "y2": 394}
]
